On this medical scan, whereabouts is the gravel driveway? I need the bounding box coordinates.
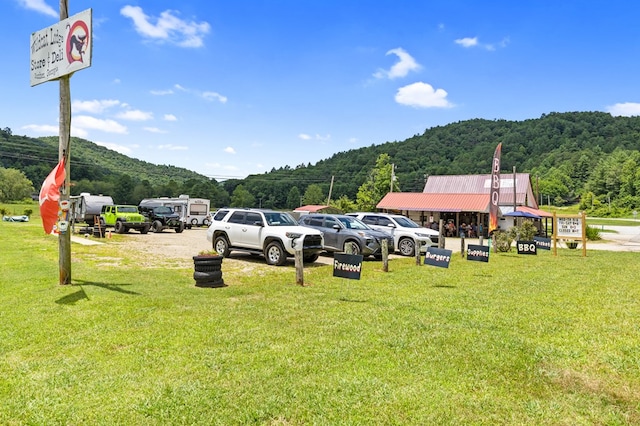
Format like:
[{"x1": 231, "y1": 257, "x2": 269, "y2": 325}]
[{"x1": 73, "y1": 223, "x2": 640, "y2": 270}]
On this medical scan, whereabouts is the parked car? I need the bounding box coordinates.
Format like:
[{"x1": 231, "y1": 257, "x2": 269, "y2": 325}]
[
  {"x1": 206, "y1": 208, "x2": 324, "y2": 266},
  {"x1": 346, "y1": 212, "x2": 439, "y2": 256},
  {"x1": 298, "y1": 214, "x2": 395, "y2": 258}
]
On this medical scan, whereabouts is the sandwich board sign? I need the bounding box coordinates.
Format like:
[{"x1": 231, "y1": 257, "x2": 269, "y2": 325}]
[{"x1": 30, "y1": 9, "x2": 92, "y2": 86}]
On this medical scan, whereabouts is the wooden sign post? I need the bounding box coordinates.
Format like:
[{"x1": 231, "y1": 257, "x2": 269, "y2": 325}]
[
  {"x1": 552, "y1": 211, "x2": 587, "y2": 257},
  {"x1": 31, "y1": 1, "x2": 92, "y2": 284}
]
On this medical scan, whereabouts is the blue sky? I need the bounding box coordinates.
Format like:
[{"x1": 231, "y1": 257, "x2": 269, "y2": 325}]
[{"x1": 4, "y1": 1, "x2": 640, "y2": 180}]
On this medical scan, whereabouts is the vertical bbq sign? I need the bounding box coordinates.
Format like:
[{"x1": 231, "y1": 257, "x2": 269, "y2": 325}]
[{"x1": 30, "y1": 9, "x2": 92, "y2": 86}]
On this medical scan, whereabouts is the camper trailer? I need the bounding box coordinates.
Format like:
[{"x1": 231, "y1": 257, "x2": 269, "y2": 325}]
[
  {"x1": 139, "y1": 195, "x2": 210, "y2": 228},
  {"x1": 69, "y1": 193, "x2": 114, "y2": 226}
]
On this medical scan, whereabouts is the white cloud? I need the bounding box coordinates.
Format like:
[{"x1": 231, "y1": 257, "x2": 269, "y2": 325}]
[
  {"x1": 74, "y1": 115, "x2": 128, "y2": 134},
  {"x1": 298, "y1": 133, "x2": 330, "y2": 141},
  {"x1": 455, "y1": 36, "x2": 508, "y2": 51},
  {"x1": 21, "y1": 123, "x2": 88, "y2": 138},
  {"x1": 348, "y1": 137, "x2": 358, "y2": 144},
  {"x1": 202, "y1": 91, "x2": 228, "y2": 103},
  {"x1": 17, "y1": 0, "x2": 57, "y2": 18},
  {"x1": 455, "y1": 37, "x2": 478, "y2": 48},
  {"x1": 224, "y1": 147, "x2": 236, "y2": 154},
  {"x1": 374, "y1": 48, "x2": 421, "y2": 79},
  {"x1": 607, "y1": 102, "x2": 640, "y2": 117},
  {"x1": 143, "y1": 127, "x2": 167, "y2": 134},
  {"x1": 120, "y1": 5, "x2": 210, "y2": 48},
  {"x1": 395, "y1": 82, "x2": 453, "y2": 108},
  {"x1": 94, "y1": 141, "x2": 132, "y2": 155},
  {"x1": 150, "y1": 89, "x2": 174, "y2": 95},
  {"x1": 116, "y1": 109, "x2": 153, "y2": 121},
  {"x1": 315, "y1": 134, "x2": 331, "y2": 141},
  {"x1": 72, "y1": 99, "x2": 120, "y2": 114},
  {"x1": 164, "y1": 114, "x2": 177, "y2": 121},
  {"x1": 298, "y1": 133, "x2": 312, "y2": 140}
]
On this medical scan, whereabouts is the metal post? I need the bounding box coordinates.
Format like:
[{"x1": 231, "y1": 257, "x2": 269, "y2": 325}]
[{"x1": 415, "y1": 238, "x2": 421, "y2": 266}]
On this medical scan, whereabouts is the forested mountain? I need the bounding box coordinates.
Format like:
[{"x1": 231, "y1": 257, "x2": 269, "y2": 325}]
[
  {"x1": 3, "y1": 111, "x2": 640, "y2": 215},
  {"x1": 222, "y1": 111, "x2": 640, "y2": 215},
  {"x1": 0, "y1": 129, "x2": 228, "y2": 205}
]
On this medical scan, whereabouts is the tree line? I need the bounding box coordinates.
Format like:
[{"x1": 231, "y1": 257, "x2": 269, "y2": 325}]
[{"x1": 3, "y1": 111, "x2": 640, "y2": 216}]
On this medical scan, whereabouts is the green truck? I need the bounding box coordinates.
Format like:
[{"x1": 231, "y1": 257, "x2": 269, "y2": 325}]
[{"x1": 100, "y1": 205, "x2": 150, "y2": 234}]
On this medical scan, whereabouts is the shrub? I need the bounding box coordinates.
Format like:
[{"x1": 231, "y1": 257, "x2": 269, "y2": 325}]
[
  {"x1": 586, "y1": 225, "x2": 601, "y2": 241},
  {"x1": 494, "y1": 230, "x2": 513, "y2": 252},
  {"x1": 23, "y1": 208, "x2": 33, "y2": 217},
  {"x1": 516, "y1": 221, "x2": 537, "y2": 240}
]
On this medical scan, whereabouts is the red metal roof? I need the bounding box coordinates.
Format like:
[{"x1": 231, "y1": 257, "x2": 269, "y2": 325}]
[
  {"x1": 377, "y1": 192, "x2": 491, "y2": 212},
  {"x1": 517, "y1": 205, "x2": 553, "y2": 218},
  {"x1": 294, "y1": 205, "x2": 330, "y2": 212}
]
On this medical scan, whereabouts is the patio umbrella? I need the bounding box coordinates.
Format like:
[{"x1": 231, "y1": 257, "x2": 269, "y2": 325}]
[{"x1": 503, "y1": 210, "x2": 540, "y2": 219}]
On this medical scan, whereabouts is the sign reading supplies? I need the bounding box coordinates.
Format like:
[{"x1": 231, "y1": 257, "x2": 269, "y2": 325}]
[
  {"x1": 466, "y1": 244, "x2": 489, "y2": 262},
  {"x1": 30, "y1": 9, "x2": 92, "y2": 86},
  {"x1": 424, "y1": 247, "x2": 452, "y2": 268},
  {"x1": 333, "y1": 253, "x2": 364, "y2": 280}
]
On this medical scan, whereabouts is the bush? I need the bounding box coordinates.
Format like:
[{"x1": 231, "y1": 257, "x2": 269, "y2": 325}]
[
  {"x1": 515, "y1": 221, "x2": 537, "y2": 240},
  {"x1": 494, "y1": 230, "x2": 513, "y2": 252},
  {"x1": 586, "y1": 225, "x2": 601, "y2": 241}
]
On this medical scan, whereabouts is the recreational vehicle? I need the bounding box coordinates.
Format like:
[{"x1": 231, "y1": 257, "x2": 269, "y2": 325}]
[
  {"x1": 69, "y1": 193, "x2": 114, "y2": 226},
  {"x1": 139, "y1": 195, "x2": 211, "y2": 228}
]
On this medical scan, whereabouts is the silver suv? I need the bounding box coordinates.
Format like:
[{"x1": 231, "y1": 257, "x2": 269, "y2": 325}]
[
  {"x1": 206, "y1": 208, "x2": 324, "y2": 266},
  {"x1": 298, "y1": 214, "x2": 395, "y2": 258},
  {"x1": 346, "y1": 212, "x2": 439, "y2": 256}
]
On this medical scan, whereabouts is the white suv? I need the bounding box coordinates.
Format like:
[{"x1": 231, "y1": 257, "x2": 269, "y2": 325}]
[
  {"x1": 346, "y1": 212, "x2": 439, "y2": 256},
  {"x1": 207, "y1": 208, "x2": 324, "y2": 266}
]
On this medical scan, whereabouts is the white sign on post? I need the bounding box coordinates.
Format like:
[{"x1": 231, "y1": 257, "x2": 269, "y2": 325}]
[
  {"x1": 30, "y1": 9, "x2": 92, "y2": 86},
  {"x1": 556, "y1": 216, "x2": 582, "y2": 238}
]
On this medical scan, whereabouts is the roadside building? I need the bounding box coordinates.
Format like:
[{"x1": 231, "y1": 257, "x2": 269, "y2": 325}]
[{"x1": 376, "y1": 173, "x2": 551, "y2": 237}]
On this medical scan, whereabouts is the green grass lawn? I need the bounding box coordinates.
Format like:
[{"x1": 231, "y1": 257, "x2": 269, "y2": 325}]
[{"x1": 1, "y1": 216, "x2": 640, "y2": 424}]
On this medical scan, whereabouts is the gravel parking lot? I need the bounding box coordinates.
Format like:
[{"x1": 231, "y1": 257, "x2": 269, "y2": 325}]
[{"x1": 74, "y1": 223, "x2": 640, "y2": 270}]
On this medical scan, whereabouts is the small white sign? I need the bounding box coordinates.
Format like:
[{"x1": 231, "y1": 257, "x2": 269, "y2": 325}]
[
  {"x1": 30, "y1": 9, "x2": 92, "y2": 86},
  {"x1": 556, "y1": 216, "x2": 582, "y2": 238}
]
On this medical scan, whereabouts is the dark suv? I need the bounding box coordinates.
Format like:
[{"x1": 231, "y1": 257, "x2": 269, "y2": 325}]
[
  {"x1": 139, "y1": 205, "x2": 185, "y2": 233},
  {"x1": 298, "y1": 214, "x2": 394, "y2": 258}
]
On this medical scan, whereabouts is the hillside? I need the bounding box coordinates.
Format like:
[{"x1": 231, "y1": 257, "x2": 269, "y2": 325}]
[
  {"x1": 0, "y1": 131, "x2": 209, "y2": 186},
  {"x1": 223, "y1": 111, "x2": 640, "y2": 212},
  {"x1": 3, "y1": 111, "x2": 640, "y2": 213}
]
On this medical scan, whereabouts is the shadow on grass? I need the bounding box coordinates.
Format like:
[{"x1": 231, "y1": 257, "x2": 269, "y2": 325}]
[
  {"x1": 433, "y1": 284, "x2": 457, "y2": 288},
  {"x1": 55, "y1": 280, "x2": 140, "y2": 305}
]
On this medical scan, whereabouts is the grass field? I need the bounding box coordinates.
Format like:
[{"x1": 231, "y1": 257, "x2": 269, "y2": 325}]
[{"x1": 1, "y1": 208, "x2": 640, "y2": 424}]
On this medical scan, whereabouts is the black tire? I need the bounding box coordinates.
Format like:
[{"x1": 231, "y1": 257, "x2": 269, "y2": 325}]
[
  {"x1": 303, "y1": 253, "x2": 319, "y2": 263},
  {"x1": 343, "y1": 240, "x2": 361, "y2": 255},
  {"x1": 175, "y1": 222, "x2": 185, "y2": 233},
  {"x1": 193, "y1": 271, "x2": 223, "y2": 281},
  {"x1": 191, "y1": 218, "x2": 199, "y2": 227},
  {"x1": 152, "y1": 220, "x2": 163, "y2": 233},
  {"x1": 265, "y1": 241, "x2": 287, "y2": 266},
  {"x1": 115, "y1": 221, "x2": 126, "y2": 234},
  {"x1": 203, "y1": 218, "x2": 211, "y2": 226},
  {"x1": 140, "y1": 224, "x2": 150, "y2": 234},
  {"x1": 214, "y1": 236, "x2": 231, "y2": 257},
  {"x1": 398, "y1": 237, "x2": 415, "y2": 256}
]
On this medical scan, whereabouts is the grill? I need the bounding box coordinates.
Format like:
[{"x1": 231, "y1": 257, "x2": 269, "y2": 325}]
[{"x1": 303, "y1": 234, "x2": 323, "y2": 249}]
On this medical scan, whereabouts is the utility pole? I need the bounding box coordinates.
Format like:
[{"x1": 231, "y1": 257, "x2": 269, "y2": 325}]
[
  {"x1": 513, "y1": 166, "x2": 517, "y2": 212},
  {"x1": 390, "y1": 164, "x2": 396, "y2": 193},
  {"x1": 326, "y1": 175, "x2": 334, "y2": 206},
  {"x1": 59, "y1": 0, "x2": 72, "y2": 285}
]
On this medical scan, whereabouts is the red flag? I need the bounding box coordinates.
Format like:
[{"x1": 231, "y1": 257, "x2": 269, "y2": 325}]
[
  {"x1": 488, "y1": 143, "x2": 502, "y2": 234},
  {"x1": 39, "y1": 159, "x2": 66, "y2": 234}
]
